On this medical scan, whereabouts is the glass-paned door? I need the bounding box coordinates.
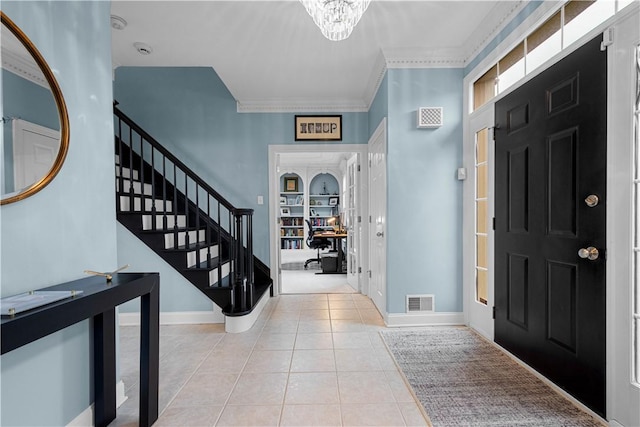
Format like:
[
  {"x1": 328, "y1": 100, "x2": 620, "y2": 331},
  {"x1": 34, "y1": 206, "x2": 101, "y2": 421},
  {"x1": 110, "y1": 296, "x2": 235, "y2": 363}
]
[{"x1": 346, "y1": 154, "x2": 359, "y2": 291}]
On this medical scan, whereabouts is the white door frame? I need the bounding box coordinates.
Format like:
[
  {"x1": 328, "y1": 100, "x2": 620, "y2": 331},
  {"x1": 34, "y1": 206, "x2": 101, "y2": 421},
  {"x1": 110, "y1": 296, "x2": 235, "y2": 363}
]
[
  {"x1": 367, "y1": 119, "x2": 387, "y2": 315},
  {"x1": 268, "y1": 144, "x2": 369, "y2": 296},
  {"x1": 606, "y1": 7, "x2": 640, "y2": 427}
]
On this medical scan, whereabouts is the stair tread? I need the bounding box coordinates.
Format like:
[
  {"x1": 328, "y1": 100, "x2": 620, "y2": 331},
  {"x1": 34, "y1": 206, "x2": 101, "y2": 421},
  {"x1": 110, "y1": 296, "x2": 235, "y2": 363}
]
[{"x1": 190, "y1": 257, "x2": 228, "y2": 270}]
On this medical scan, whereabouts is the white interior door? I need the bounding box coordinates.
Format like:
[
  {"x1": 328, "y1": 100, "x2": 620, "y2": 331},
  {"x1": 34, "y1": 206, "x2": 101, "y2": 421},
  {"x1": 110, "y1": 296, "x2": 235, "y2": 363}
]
[
  {"x1": 345, "y1": 154, "x2": 359, "y2": 290},
  {"x1": 368, "y1": 120, "x2": 387, "y2": 315},
  {"x1": 12, "y1": 119, "x2": 59, "y2": 192},
  {"x1": 467, "y1": 107, "x2": 494, "y2": 339}
]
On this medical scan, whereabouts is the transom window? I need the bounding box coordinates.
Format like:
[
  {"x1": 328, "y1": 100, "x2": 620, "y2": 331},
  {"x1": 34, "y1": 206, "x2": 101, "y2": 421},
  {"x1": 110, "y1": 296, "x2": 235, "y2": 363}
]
[{"x1": 472, "y1": 0, "x2": 633, "y2": 111}]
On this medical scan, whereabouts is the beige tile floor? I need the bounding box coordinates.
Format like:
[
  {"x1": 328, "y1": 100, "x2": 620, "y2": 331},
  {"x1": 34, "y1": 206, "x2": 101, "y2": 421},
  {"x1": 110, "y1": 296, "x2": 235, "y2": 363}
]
[{"x1": 110, "y1": 293, "x2": 429, "y2": 426}]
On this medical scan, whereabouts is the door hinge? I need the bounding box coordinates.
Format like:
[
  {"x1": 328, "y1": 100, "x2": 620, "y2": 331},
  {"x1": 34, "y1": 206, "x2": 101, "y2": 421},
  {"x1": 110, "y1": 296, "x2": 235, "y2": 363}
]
[
  {"x1": 369, "y1": 159, "x2": 372, "y2": 167},
  {"x1": 369, "y1": 215, "x2": 372, "y2": 223},
  {"x1": 492, "y1": 306, "x2": 496, "y2": 319},
  {"x1": 357, "y1": 215, "x2": 362, "y2": 223},
  {"x1": 368, "y1": 270, "x2": 372, "y2": 278},
  {"x1": 358, "y1": 267, "x2": 362, "y2": 273},
  {"x1": 357, "y1": 164, "x2": 361, "y2": 172},
  {"x1": 492, "y1": 217, "x2": 496, "y2": 230},
  {"x1": 601, "y1": 27, "x2": 614, "y2": 51}
]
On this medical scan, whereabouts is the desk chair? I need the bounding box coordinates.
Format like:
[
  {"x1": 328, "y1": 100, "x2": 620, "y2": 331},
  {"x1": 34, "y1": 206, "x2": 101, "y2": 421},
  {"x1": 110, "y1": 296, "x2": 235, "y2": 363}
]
[{"x1": 304, "y1": 219, "x2": 331, "y2": 269}]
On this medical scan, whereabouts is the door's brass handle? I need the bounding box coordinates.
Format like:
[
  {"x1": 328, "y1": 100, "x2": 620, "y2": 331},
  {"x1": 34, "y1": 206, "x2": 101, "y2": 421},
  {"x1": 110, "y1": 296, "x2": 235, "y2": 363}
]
[{"x1": 578, "y1": 246, "x2": 599, "y2": 261}]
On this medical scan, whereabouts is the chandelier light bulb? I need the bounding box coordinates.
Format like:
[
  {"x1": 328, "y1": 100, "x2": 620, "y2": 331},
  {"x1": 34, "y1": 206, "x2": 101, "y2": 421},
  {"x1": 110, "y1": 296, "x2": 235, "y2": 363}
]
[{"x1": 300, "y1": 0, "x2": 371, "y2": 41}]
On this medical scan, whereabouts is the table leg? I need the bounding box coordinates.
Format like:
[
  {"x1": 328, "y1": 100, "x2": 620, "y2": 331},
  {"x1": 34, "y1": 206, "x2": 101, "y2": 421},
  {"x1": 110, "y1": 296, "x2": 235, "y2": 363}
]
[
  {"x1": 94, "y1": 308, "x2": 116, "y2": 427},
  {"x1": 139, "y1": 280, "x2": 159, "y2": 427}
]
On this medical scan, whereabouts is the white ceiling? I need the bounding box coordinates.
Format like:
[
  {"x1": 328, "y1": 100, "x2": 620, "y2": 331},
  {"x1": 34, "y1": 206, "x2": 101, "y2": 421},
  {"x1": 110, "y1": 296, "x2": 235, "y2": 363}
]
[{"x1": 110, "y1": 0, "x2": 526, "y2": 113}]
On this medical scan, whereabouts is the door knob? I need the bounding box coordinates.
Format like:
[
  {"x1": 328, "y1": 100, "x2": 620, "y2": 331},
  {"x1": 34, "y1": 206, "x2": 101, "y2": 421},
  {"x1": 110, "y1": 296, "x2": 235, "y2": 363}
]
[
  {"x1": 578, "y1": 246, "x2": 599, "y2": 261},
  {"x1": 376, "y1": 231, "x2": 384, "y2": 237}
]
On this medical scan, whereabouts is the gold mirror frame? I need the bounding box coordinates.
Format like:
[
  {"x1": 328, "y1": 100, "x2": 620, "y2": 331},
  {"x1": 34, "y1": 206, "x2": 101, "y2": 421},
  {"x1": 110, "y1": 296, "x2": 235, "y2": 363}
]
[{"x1": 1, "y1": 11, "x2": 69, "y2": 205}]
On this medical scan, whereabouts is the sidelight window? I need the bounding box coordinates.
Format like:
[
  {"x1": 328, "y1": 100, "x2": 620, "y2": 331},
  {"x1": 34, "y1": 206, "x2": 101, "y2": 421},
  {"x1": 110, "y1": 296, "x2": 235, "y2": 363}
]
[{"x1": 475, "y1": 128, "x2": 490, "y2": 305}]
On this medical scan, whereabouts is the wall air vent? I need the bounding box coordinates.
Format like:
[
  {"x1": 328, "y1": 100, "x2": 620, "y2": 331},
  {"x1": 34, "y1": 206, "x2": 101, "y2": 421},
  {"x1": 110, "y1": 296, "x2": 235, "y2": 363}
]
[
  {"x1": 417, "y1": 107, "x2": 443, "y2": 128},
  {"x1": 406, "y1": 294, "x2": 434, "y2": 313}
]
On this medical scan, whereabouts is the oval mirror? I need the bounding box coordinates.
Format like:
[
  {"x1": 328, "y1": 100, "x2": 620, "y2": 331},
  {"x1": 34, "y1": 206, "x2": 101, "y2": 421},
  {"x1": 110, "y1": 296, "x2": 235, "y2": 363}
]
[{"x1": 1, "y1": 11, "x2": 69, "y2": 205}]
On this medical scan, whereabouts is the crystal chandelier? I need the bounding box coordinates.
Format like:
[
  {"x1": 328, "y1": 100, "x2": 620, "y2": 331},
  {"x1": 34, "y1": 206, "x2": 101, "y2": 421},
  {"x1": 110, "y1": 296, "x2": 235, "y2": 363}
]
[{"x1": 300, "y1": 0, "x2": 371, "y2": 41}]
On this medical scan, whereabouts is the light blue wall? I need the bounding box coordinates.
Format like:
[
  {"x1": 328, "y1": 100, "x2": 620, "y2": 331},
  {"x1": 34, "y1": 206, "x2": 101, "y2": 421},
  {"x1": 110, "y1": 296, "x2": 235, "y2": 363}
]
[
  {"x1": 0, "y1": 1, "x2": 116, "y2": 425},
  {"x1": 117, "y1": 224, "x2": 217, "y2": 313},
  {"x1": 386, "y1": 68, "x2": 464, "y2": 313},
  {"x1": 113, "y1": 67, "x2": 369, "y2": 264},
  {"x1": 2, "y1": 69, "x2": 59, "y2": 193}
]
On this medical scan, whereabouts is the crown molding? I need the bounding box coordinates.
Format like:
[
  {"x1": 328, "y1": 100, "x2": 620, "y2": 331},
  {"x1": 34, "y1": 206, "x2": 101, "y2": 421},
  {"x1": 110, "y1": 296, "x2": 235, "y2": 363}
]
[
  {"x1": 236, "y1": 99, "x2": 369, "y2": 113},
  {"x1": 1, "y1": 48, "x2": 47, "y2": 88},
  {"x1": 461, "y1": 0, "x2": 530, "y2": 63},
  {"x1": 383, "y1": 47, "x2": 466, "y2": 69}
]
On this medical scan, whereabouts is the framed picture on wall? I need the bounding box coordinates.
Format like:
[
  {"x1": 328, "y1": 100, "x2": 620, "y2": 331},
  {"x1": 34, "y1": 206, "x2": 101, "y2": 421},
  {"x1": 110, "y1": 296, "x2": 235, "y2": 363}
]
[
  {"x1": 280, "y1": 207, "x2": 290, "y2": 216},
  {"x1": 284, "y1": 177, "x2": 298, "y2": 192},
  {"x1": 329, "y1": 197, "x2": 338, "y2": 206},
  {"x1": 280, "y1": 196, "x2": 287, "y2": 205},
  {"x1": 295, "y1": 115, "x2": 342, "y2": 141}
]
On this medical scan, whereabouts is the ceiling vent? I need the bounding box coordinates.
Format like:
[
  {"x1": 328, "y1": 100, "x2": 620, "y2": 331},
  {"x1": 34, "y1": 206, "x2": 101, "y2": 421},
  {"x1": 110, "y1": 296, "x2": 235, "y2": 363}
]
[
  {"x1": 417, "y1": 107, "x2": 443, "y2": 128},
  {"x1": 406, "y1": 294, "x2": 434, "y2": 313}
]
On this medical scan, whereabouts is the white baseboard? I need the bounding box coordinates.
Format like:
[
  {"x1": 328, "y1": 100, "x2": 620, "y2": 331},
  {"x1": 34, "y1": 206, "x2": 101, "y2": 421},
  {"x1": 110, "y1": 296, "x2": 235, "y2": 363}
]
[
  {"x1": 67, "y1": 404, "x2": 93, "y2": 427},
  {"x1": 385, "y1": 312, "x2": 465, "y2": 327},
  {"x1": 119, "y1": 310, "x2": 224, "y2": 326},
  {"x1": 225, "y1": 290, "x2": 270, "y2": 333},
  {"x1": 65, "y1": 380, "x2": 127, "y2": 427},
  {"x1": 116, "y1": 380, "x2": 128, "y2": 408},
  {"x1": 609, "y1": 421, "x2": 624, "y2": 427}
]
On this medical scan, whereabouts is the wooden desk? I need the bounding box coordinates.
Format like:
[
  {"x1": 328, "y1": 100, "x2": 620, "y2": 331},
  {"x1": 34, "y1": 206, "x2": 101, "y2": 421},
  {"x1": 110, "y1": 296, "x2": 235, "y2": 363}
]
[
  {"x1": 1, "y1": 273, "x2": 159, "y2": 427},
  {"x1": 316, "y1": 232, "x2": 347, "y2": 274}
]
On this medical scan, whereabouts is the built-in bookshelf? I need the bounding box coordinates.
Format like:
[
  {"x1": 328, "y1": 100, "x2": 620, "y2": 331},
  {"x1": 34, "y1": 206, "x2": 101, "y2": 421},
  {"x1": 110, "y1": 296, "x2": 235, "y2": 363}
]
[
  {"x1": 308, "y1": 173, "x2": 339, "y2": 231},
  {"x1": 279, "y1": 172, "x2": 341, "y2": 250},
  {"x1": 279, "y1": 174, "x2": 304, "y2": 250}
]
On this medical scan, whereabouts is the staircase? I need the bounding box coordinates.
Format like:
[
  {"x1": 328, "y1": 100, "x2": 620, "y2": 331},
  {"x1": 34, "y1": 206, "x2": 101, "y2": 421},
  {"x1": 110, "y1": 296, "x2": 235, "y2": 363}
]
[{"x1": 113, "y1": 104, "x2": 272, "y2": 320}]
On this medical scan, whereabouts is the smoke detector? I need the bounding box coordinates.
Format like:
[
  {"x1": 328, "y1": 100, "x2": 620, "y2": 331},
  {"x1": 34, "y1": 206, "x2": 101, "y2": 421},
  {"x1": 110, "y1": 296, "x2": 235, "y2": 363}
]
[
  {"x1": 133, "y1": 42, "x2": 153, "y2": 55},
  {"x1": 110, "y1": 15, "x2": 127, "y2": 30}
]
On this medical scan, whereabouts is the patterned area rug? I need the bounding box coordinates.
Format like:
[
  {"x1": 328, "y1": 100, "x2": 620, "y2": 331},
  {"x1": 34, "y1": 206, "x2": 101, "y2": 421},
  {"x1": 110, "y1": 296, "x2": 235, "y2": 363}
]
[
  {"x1": 380, "y1": 327, "x2": 605, "y2": 427},
  {"x1": 281, "y1": 261, "x2": 320, "y2": 271}
]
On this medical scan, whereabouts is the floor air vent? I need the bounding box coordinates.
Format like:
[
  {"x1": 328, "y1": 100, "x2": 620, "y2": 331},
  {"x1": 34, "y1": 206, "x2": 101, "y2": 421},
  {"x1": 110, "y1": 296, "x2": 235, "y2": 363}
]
[{"x1": 406, "y1": 294, "x2": 434, "y2": 313}]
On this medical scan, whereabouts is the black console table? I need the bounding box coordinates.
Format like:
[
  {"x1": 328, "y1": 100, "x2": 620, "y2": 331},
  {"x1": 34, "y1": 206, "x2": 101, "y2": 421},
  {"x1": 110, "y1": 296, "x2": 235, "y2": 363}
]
[{"x1": 1, "y1": 273, "x2": 159, "y2": 427}]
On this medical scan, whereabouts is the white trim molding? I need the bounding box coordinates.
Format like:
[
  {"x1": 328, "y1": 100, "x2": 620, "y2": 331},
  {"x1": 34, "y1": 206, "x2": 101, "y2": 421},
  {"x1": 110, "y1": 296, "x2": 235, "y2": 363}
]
[
  {"x1": 119, "y1": 310, "x2": 224, "y2": 326},
  {"x1": 385, "y1": 312, "x2": 465, "y2": 328}
]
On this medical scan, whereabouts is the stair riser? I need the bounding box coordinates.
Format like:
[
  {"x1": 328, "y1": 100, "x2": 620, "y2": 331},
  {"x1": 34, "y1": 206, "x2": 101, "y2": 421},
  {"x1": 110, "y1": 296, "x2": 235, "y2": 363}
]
[
  {"x1": 142, "y1": 214, "x2": 186, "y2": 230},
  {"x1": 210, "y1": 261, "x2": 232, "y2": 286},
  {"x1": 117, "y1": 178, "x2": 153, "y2": 196},
  {"x1": 164, "y1": 230, "x2": 206, "y2": 249},
  {"x1": 187, "y1": 246, "x2": 219, "y2": 268},
  {"x1": 120, "y1": 196, "x2": 173, "y2": 213},
  {"x1": 115, "y1": 167, "x2": 139, "y2": 180}
]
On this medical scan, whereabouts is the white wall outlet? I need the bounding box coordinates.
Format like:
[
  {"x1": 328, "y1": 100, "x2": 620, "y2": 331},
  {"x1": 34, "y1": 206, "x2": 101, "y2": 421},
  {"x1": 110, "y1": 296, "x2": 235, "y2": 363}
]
[{"x1": 257, "y1": 195, "x2": 264, "y2": 205}]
